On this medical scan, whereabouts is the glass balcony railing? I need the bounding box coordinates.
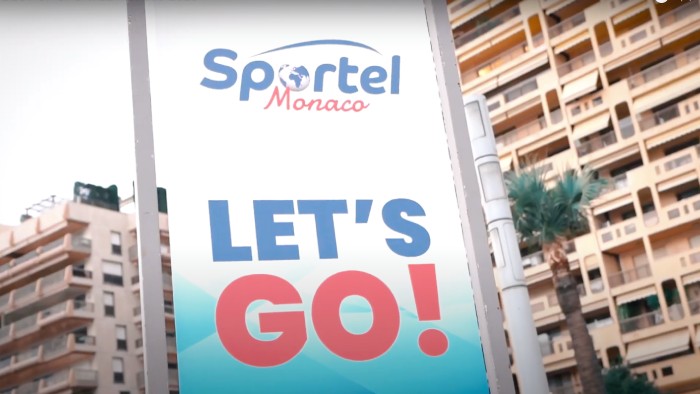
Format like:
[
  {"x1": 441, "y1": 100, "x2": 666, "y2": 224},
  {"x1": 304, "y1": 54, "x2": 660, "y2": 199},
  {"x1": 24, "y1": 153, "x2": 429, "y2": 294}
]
[
  {"x1": 600, "y1": 173, "x2": 629, "y2": 196},
  {"x1": 495, "y1": 117, "x2": 547, "y2": 148},
  {"x1": 558, "y1": 50, "x2": 596, "y2": 77},
  {"x1": 638, "y1": 102, "x2": 681, "y2": 131},
  {"x1": 608, "y1": 264, "x2": 652, "y2": 288},
  {"x1": 659, "y1": 1, "x2": 700, "y2": 28},
  {"x1": 619, "y1": 310, "x2": 664, "y2": 333},
  {"x1": 454, "y1": 5, "x2": 522, "y2": 48},
  {"x1": 549, "y1": 11, "x2": 586, "y2": 39},
  {"x1": 576, "y1": 132, "x2": 617, "y2": 157},
  {"x1": 505, "y1": 76, "x2": 538, "y2": 103},
  {"x1": 449, "y1": 0, "x2": 477, "y2": 15},
  {"x1": 628, "y1": 46, "x2": 700, "y2": 89}
]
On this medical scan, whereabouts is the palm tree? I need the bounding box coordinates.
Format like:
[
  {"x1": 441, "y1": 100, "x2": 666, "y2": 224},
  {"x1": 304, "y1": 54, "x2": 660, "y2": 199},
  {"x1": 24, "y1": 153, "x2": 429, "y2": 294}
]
[{"x1": 505, "y1": 165, "x2": 607, "y2": 394}]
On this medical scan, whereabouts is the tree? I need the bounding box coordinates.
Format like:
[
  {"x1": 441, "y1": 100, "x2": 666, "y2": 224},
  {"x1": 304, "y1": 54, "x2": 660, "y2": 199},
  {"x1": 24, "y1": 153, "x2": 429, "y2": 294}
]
[
  {"x1": 505, "y1": 165, "x2": 607, "y2": 394},
  {"x1": 604, "y1": 365, "x2": 661, "y2": 394}
]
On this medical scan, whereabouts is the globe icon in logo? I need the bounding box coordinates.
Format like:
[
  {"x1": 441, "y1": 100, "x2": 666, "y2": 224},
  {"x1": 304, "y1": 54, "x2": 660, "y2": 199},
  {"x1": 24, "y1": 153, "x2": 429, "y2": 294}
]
[{"x1": 278, "y1": 64, "x2": 310, "y2": 91}]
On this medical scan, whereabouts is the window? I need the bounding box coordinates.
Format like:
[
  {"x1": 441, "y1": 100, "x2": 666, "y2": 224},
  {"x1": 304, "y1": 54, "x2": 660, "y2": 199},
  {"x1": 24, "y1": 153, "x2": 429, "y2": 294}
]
[
  {"x1": 103, "y1": 261, "x2": 124, "y2": 286},
  {"x1": 113, "y1": 357, "x2": 125, "y2": 383},
  {"x1": 111, "y1": 231, "x2": 122, "y2": 255},
  {"x1": 116, "y1": 325, "x2": 128, "y2": 351},
  {"x1": 677, "y1": 186, "x2": 700, "y2": 201},
  {"x1": 104, "y1": 291, "x2": 115, "y2": 317}
]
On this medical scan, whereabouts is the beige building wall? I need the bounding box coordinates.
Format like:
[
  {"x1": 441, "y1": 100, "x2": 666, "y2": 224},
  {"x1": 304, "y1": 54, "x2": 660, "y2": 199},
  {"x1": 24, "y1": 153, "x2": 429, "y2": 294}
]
[
  {"x1": 0, "y1": 201, "x2": 175, "y2": 394},
  {"x1": 449, "y1": 0, "x2": 700, "y2": 393}
]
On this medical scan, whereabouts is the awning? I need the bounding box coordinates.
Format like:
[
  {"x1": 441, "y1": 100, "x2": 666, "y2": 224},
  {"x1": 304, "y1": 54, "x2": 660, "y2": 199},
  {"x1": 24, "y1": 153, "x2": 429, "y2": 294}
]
[
  {"x1": 626, "y1": 330, "x2": 690, "y2": 365},
  {"x1": 500, "y1": 156, "x2": 513, "y2": 172},
  {"x1": 573, "y1": 112, "x2": 611, "y2": 140},
  {"x1": 682, "y1": 271, "x2": 700, "y2": 286},
  {"x1": 562, "y1": 71, "x2": 599, "y2": 102},
  {"x1": 612, "y1": 2, "x2": 647, "y2": 25},
  {"x1": 547, "y1": 0, "x2": 575, "y2": 15},
  {"x1": 658, "y1": 173, "x2": 697, "y2": 193},
  {"x1": 634, "y1": 75, "x2": 700, "y2": 113},
  {"x1": 593, "y1": 195, "x2": 634, "y2": 216},
  {"x1": 647, "y1": 127, "x2": 699, "y2": 150},
  {"x1": 616, "y1": 286, "x2": 657, "y2": 305}
]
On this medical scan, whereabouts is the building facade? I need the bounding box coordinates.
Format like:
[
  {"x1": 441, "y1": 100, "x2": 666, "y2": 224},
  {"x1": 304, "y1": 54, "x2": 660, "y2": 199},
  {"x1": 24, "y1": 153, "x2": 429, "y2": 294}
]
[
  {"x1": 0, "y1": 199, "x2": 177, "y2": 394},
  {"x1": 449, "y1": 0, "x2": 700, "y2": 392}
]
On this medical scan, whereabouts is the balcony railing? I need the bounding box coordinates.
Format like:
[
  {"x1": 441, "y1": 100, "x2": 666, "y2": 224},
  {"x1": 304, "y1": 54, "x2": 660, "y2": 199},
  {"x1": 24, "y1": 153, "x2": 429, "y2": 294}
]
[
  {"x1": 628, "y1": 46, "x2": 700, "y2": 89},
  {"x1": 600, "y1": 173, "x2": 629, "y2": 196},
  {"x1": 659, "y1": 1, "x2": 700, "y2": 28},
  {"x1": 449, "y1": 0, "x2": 477, "y2": 14},
  {"x1": 487, "y1": 75, "x2": 539, "y2": 112},
  {"x1": 462, "y1": 43, "x2": 529, "y2": 83},
  {"x1": 655, "y1": 146, "x2": 698, "y2": 177},
  {"x1": 1, "y1": 266, "x2": 92, "y2": 312},
  {"x1": 454, "y1": 5, "x2": 522, "y2": 48},
  {"x1": 495, "y1": 117, "x2": 547, "y2": 148},
  {"x1": 590, "y1": 278, "x2": 605, "y2": 294},
  {"x1": 619, "y1": 310, "x2": 664, "y2": 333},
  {"x1": 663, "y1": 194, "x2": 700, "y2": 224},
  {"x1": 0, "y1": 234, "x2": 91, "y2": 275},
  {"x1": 576, "y1": 132, "x2": 617, "y2": 157},
  {"x1": 549, "y1": 11, "x2": 586, "y2": 39},
  {"x1": 608, "y1": 264, "x2": 652, "y2": 288},
  {"x1": 558, "y1": 50, "x2": 596, "y2": 78},
  {"x1": 599, "y1": 41, "x2": 613, "y2": 57}
]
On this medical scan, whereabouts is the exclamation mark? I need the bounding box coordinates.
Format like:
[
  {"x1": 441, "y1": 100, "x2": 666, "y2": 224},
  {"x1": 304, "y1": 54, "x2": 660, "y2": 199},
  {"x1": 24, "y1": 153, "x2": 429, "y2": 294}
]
[{"x1": 408, "y1": 264, "x2": 448, "y2": 357}]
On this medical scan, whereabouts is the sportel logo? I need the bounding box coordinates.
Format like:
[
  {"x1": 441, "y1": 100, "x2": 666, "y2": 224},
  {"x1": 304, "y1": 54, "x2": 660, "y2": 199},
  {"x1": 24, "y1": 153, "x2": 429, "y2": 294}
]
[{"x1": 200, "y1": 39, "x2": 401, "y2": 113}]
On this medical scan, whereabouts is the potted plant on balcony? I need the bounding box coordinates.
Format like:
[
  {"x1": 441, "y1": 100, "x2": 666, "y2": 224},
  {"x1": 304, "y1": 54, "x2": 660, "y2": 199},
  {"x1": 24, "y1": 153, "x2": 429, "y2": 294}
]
[{"x1": 505, "y1": 165, "x2": 607, "y2": 394}]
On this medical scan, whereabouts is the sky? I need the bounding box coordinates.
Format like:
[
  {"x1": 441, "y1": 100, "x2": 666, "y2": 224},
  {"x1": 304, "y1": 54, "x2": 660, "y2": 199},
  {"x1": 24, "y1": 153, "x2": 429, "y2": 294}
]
[{"x1": 0, "y1": 1, "x2": 136, "y2": 225}]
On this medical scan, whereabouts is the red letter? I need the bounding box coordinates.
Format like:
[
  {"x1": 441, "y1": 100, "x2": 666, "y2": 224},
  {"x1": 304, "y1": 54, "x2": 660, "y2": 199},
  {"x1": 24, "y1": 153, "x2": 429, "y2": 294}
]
[
  {"x1": 352, "y1": 101, "x2": 369, "y2": 112},
  {"x1": 264, "y1": 86, "x2": 291, "y2": 110},
  {"x1": 312, "y1": 271, "x2": 399, "y2": 361},
  {"x1": 216, "y1": 274, "x2": 306, "y2": 367}
]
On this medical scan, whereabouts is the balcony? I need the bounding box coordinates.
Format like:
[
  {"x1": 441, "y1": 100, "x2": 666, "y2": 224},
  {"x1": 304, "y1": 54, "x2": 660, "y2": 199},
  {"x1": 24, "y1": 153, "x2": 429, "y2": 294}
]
[
  {"x1": 0, "y1": 266, "x2": 92, "y2": 317},
  {"x1": 619, "y1": 310, "x2": 664, "y2": 333},
  {"x1": 558, "y1": 50, "x2": 596, "y2": 79},
  {"x1": 0, "y1": 300, "x2": 93, "y2": 355},
  {"x1": 495, "y1": 117, "x2": 547, "y2": 150},
  {"x1": 462, "y1": 43, "x2": 528, "y2": 85},
  {"x1": 653, "y1": 145, "x2": 700, "y2": 186},
  {"x1": 0, "y1": 234, "x2": 91, "y2": 289},
  {"x1": 454, "y1": 5, "x2": 522, "y2": 50},
  {"x1": 628, "y1": 46, "x2": 700, "y2": 90},
  {"x1": 599, "y1": 173, "x2": 630, "y2": 198},
  {"x1": 548, "y1": 11, "x2": 586, "y2": 40},
  {"x1": 487, "y1": 74, "x2": 539, "y2": 114},
  {"x1": 576, "y1": 132, "x2": 617, "y2": 157},
  {"x1": 133, "y1": 303, "x2": 175, "y2": 324},
  {"x1": 598, "y1": 216, "x2": 642, "y2": 250},
  {"x1": 616, "y1": 22, "x2": 655, "y2": 51},
  {"x1": 658, "y1": 194, "x2": 700, "y2": 232},
  {"x1": 0, "y1": 333, "x2": 95, "y2": 389},
  {"x1": 608, "y1": 264, "x2": 652, "y2": 288},
  {"x1": 38, "y1": 368, "x2": 98, "y2": 393},
  {"x1": 658, "y1": 1, "x2": 700, "y2": 29},
  {"x1": 567, "y1": 90, "x2": 605, "y2": 121}
]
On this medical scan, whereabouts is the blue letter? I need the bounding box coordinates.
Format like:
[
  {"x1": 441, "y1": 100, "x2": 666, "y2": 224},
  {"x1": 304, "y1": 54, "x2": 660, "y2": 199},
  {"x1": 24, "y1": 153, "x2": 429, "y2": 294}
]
[
  {"x1": 254, "y1": 200, "x2": 299, "y2": 261},
  {"x1": 201, "y1": 49, "x2": 238, "y2": 90},
  {"x1": 240, "y1": 61, "x2": 274, "y2": 101},
  {"x1": 390, "y1": 56, "x2": 400, "y2": 94},
  {"x1": 382, "y1": 199, "x2": 430, "y2": 257},
  {"x1": 298, "y1": 200, "x2": 348, "y2": 259},
  {"x1": 208, "y1": 200, "x2": 252, "y2": 261},
  {"x1": 360, "y1": 66, "x2": 387, "y2": 94},
  {"x1": 314, "y1": 64, "x2": 336, "y2": 92},
  {"x1": 338, "y1": 57, "x2": 359, "y2": 94}
]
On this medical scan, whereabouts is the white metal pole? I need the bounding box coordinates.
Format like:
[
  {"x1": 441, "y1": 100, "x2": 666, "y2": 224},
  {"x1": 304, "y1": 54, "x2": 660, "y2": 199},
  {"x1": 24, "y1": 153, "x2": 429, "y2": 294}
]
[
  {"x1": 464, "y1": 95, "x2": 549, "y2": 394},
  {"x1": 423, "y1": 2, "x2": 516, "y2": 393},
  {"x1": 126, "y1": 0, "x2": 169, "y2": 392}
]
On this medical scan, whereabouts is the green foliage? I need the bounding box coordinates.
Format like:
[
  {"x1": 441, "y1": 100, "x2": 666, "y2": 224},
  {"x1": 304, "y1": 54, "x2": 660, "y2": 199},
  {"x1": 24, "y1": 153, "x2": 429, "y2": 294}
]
[
  {"x1": 604, "y1": 365, "x2": 661, "y2": 394},
  {"x1": 504, "y1": 165, "x2": 607, "y2": 247}
]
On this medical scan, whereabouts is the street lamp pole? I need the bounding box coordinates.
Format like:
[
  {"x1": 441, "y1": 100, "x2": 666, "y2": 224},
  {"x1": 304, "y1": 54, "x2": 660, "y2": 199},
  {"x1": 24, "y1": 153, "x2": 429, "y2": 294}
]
[{"x1": 464, "y1": 95, "x2": 549, "y2": 394}]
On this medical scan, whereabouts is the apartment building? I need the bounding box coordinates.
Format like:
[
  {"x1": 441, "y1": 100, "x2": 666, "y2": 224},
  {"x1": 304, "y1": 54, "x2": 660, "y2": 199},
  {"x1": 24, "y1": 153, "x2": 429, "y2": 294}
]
[
  {"x1": 449, "y1": 0, "x2": 700, "y2": 392},
  {"x1": 0, "y1": 193, "x2": 177, "y2": 394}
]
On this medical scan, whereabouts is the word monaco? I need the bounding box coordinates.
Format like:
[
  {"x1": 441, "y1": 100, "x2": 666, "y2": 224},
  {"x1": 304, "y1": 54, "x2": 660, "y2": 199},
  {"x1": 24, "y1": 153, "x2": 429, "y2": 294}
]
[{"x1": 200, "y1": 39, "x2": 401, "y2": 112}]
